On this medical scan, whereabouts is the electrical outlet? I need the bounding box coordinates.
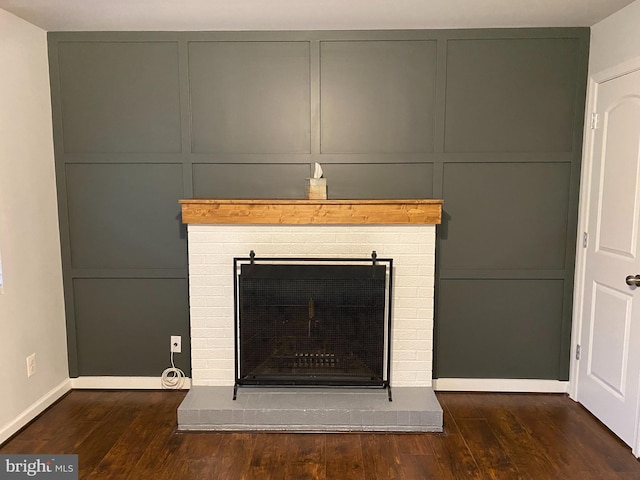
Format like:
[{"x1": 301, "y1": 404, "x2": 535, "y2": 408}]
[
  {"x1": 26, "y1": 353, "x2": 36, "y2": 377},
  {"x1": 170, "y1": 335, "x2": 182, "y2": 353}
]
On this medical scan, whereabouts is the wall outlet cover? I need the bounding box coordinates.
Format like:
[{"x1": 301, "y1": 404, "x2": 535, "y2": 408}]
[{"x1": 26, "y1": 353, "x2": 36, "y2": 377}]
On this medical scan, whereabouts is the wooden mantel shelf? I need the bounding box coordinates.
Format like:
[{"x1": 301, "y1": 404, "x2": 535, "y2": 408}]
[{"x1": 179, "y1": 199, "x2": 443, "y2": 225}]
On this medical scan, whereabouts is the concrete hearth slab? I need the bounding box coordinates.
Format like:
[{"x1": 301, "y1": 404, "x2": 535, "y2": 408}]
[{"x1": 177, "y1": 386, "x2": 442, "y2": 432}]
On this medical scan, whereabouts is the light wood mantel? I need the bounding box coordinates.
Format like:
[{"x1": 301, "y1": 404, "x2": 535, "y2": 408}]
[{"x1": 179, "y1": 199, "x2": 443, "y2": 225}]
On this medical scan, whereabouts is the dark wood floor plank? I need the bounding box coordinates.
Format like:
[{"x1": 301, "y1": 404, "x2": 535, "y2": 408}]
[
  {"x1": 398, "y1": 453, "x2": 445, "y2": 479},
  {"x1": 86, "y1": 391, "x2": 181, "y2": 479},
  {"x1": 128, "y1": 429, "x2": 193, "y2": 480},
  {"x1": 543, "y1": 398, "x2": 640, "y2": 473},
  {"x1": 499, "y1": 394, "x2": 614, "y2": 477},
  {"x1": 395, "y1": 433, "x2": 433, "y2": 455},
  {"x1": 123, "y1": 428, "x2": 179, "y2": 480},
  {"x1": 456, "y1": 417, "x2": 522, "y2": 479},
  {"x1": 72, "y1": 392, "x2": 150, "y2": 478},
  {"x1": 0, "y1": 438, "x2": 47, "y2": 454},
  {"x1": 440, "y1": 404, "x2": 462, "y2": 435},
  {"x1": 2, "y1": 390, "x2": 640, "y2": 480},
  {"x1": 360, "y1": 434, "x2": 404, "y2": 479},
  {"x1": 245, "y1": 433, "x2": 289, "y2": 479},
  {"x1": 284, "y1": 433, "x2": 326, "y2": 480},
  {"x1": 438, "y1": 393, "x2": 485, "y2": 420},
  {"x1": 173, "y1": 432, "x2": 230, "y2": 479},
  {"x1": 427, "y1": 433, "x2": 483, "y2": 479},
  {"x1": 325, "y1": 434, "x2": 366, "y2": 480},
  {"x1": 475, "y1": 400, "x2": 558, "y2": 479},
  {"x1": 207, "y1": 432, "x2": 257, "y2": 480},
  {"x1": 8, "y1": 391, "x2": 122, "y2": 445},
  {"x1": 466, "y1": 395, "x2": 555, "y2": 469}
]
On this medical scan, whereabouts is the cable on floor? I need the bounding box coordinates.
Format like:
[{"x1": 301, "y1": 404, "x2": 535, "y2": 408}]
[{"x1": 161, "y1": 344, "x2": 185, "y2": 390}]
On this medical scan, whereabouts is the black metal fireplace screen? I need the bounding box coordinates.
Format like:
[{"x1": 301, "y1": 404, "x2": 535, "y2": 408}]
[{"x1": 233, "y1": 252, "x2": 393, "y2": 400}]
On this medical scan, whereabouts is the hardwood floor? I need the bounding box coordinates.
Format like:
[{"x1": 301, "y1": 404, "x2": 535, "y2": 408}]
[{"x1": 2, "y1": 390, "x2": 639, "y2": 479}]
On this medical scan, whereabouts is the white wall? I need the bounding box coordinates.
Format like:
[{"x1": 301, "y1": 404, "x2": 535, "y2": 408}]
[
  {"x1": 590, "y1": 0, "x2": 640, "y2": 74},
  {"x1": 0, "y1": 9, "x2": 70, "y2": 444}
]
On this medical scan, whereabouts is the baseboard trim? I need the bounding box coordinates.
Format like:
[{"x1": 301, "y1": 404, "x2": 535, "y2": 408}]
[
  {"x1": 432, "y1": 378, "x2": 569, "y2": 393},
  {"x1": 70, "y1": 376, "x2": 192, "y2": 390},
  {"x1": 0, "y1": 379, "x2": 72, "y2": 445}
]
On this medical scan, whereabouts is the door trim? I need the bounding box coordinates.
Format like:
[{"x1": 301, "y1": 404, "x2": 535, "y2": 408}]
[{"x1": 570, "y1": 55, "x2": 640, "y2": 458}]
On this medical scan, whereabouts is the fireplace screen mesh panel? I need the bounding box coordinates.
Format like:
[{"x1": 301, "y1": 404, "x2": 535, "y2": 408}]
[{"x1": 237, "y1": 263, "x2": 389, "y2": 387}]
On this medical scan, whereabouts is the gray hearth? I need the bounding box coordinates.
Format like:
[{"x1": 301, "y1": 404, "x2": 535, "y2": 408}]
[{"x1": 178, "y1": 386, "x2": 442, "y2": 432}]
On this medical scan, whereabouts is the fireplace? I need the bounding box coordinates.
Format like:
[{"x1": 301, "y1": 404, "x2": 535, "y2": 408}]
[
  {"x1": 235, "y1": 254, "x2": 393, "y2": 397},
  {"x1": 177, "y1": 199, "x2": 444, "y2": 432}
]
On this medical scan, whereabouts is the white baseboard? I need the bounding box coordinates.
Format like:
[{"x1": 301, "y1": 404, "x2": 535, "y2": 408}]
[
  {"x1": 70, "y1": 376, "x2": 191, "y2": 390},
  {"x1": 0, "y1": 379, "x2": 72, "y2": 445},
  {"x1": 433, "y1": 378, "x2": 569, "y2": 393}
]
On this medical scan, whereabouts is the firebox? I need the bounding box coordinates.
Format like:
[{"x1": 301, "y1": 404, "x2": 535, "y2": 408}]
[{"x1": 233, "y1": 252, "x2": 393, "y2": 400}]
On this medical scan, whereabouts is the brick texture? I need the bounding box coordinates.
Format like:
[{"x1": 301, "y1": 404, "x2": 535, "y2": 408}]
[{"x1": 187, "y1": 225, "x2": 435, "y2": 387}]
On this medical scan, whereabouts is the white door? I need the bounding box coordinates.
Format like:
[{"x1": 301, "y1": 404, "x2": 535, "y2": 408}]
[{"x1": 577, "y1": 68, "x2": 640, "y2": 452}]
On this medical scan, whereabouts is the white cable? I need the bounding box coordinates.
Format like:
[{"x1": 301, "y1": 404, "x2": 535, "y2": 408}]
[{"x1": 161, "y1": 345, "x2": 185, "y2": 390}]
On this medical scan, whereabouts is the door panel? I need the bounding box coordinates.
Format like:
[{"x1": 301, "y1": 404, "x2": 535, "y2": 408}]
[
  {"x1": 578, "y1": 68, "x2": 640, "y2": 452},
  {"x1": 589, "y1": 282, "x2": 632, "y2": 396},
  {"x1": 596, "y1": 99, "x2": 640, "y2": 257}
]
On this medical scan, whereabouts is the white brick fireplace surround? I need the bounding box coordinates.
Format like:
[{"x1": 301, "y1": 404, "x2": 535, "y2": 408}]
[
  {"x1": 178, "y1": 199, "x2": 444, "y2": 432},
  {"x1": 188, "y1": 224, "x2": 435, "y2": 386},
  {"x1": 181, "y1": 199, "x2": 443, "y2": 388}
]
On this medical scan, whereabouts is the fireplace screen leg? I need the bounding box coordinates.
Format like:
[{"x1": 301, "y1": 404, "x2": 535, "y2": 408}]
[
  {"x1": 387, "y1": 385, "x2": 393, "y2": 402},
  {"x1": 233, "y1": 383, "x2": 238, "y2": 400}
]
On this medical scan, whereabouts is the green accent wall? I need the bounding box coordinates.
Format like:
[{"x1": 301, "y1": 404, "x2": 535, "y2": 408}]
[{"x1": 48, "y1": 28, "x2": 589, "y2": 379}]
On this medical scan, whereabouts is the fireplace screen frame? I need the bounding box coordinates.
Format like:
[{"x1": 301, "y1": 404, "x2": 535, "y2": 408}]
[{"x1": 233, "y1": 252, "x2": 393, "y2": 400}]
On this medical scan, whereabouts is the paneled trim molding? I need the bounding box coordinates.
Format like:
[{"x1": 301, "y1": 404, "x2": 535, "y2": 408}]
[
  {"x1": 433, "y1": 378, "x2": 569, "y2": 393},
  {"x1": 68, "y1": 378, "x2": 562, "y2": 394},
  {"x1": 70, "y1": 376, "x2": 192, "y2": 390}
]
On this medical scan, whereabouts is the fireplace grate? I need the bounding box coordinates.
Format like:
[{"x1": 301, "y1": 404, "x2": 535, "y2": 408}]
[{"x1": 278, "y1": 352, "x2": 342, "y2": 369}]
